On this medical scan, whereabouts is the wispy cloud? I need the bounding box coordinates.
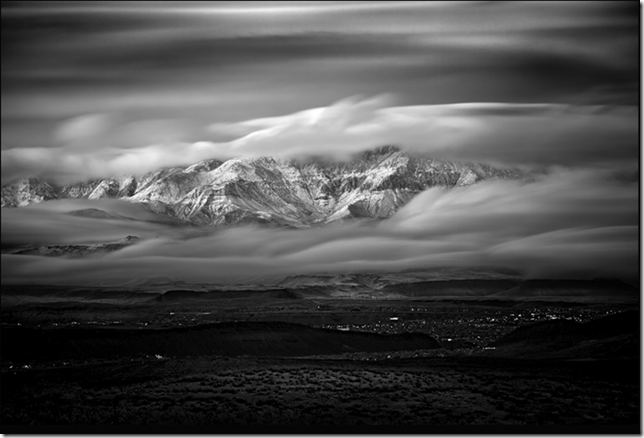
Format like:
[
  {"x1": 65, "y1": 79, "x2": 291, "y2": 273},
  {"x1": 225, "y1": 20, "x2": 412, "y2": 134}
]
[{"x1": 1, "y1": 97, "x2": 637, "y2": 185}]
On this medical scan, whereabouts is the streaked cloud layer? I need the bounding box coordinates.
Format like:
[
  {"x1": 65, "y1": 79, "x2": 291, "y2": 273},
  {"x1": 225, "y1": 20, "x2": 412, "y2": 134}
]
[
  {"x1": 1, "y1": 169, "x2": 638, "y2": 285},
  {"x1": 2, "y1": 1, "x2": 638, "y2": 150}
]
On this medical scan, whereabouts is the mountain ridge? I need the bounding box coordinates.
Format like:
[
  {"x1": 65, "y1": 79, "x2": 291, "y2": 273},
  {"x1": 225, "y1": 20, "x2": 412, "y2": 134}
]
[{"x1": 1, "y1": 146, "x2": 525, "y2": 227}]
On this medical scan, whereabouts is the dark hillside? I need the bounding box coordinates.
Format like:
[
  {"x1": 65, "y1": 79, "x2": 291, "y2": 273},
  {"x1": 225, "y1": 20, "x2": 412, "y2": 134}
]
[
  {"x1": 2, "y1": 321, "x2": 440, "y2": 362},
  {"x1": 488, "y1": 310, "x2": 640, "y2": 360}
]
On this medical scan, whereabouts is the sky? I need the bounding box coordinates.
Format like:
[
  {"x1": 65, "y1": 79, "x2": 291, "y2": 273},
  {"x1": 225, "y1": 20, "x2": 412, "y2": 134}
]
[
  {"x1": 0, "y1": 1, "x2": 640, "y2": 286},
  {"x1": 1, "y1": 1, "x2": 638, "y2": 153}
]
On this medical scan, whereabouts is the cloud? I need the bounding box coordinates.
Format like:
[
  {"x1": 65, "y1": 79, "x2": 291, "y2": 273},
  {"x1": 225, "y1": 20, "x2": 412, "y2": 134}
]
[
  {"x1": 488, "y1": 226, "x2": 638, "y2": 281},
  {"x1": 52, "y1": 114, "x2": 204, "y2": 151},
  {"x1": 229, "y1": 99, "x2": 638, "y2": 169},
  {"x1": 1, "y1": 97, "x2": 637, "y2": 185},
  {"x1": 390, "y1": 168, "x2": 638, "y2": 237},
  {"x1": 0, "y1": 199, "x2": 175, "y2": 246},
  {"x1": 2, "y1": 1, "x2": 637, "y2": 155},
  {"x1": 1, "y1": 169, "x2": 638, "y2": 285},
  {"x1": 53, "y1": 113, "x2": 116, "y2": 146}
]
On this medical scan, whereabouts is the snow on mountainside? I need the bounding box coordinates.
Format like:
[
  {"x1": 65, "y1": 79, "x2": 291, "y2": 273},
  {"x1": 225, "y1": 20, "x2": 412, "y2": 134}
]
[
  {"x1": 1, "y1": 177, "x2": 58, "y2": 208},
  {"x1": 0, "y1": 146, "x2": 524, "y2": 226}
]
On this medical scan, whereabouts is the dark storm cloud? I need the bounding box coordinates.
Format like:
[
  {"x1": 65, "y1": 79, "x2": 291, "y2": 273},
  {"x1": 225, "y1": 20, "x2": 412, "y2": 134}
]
[{"x1": 1, "y1": 169, "x2": 638, "y2": 285}]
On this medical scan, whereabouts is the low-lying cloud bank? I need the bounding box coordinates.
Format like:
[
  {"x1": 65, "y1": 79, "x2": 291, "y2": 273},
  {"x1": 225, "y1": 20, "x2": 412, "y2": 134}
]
[
  {"x1": 1, "y1": 168, "x2": 638, "y2": 286},
  {"x1": 1, "y1": 96, "x2": 638, "y2": 185},
  {"x1": 0, "y1": 199, "x2": 177, "y2": 246}
]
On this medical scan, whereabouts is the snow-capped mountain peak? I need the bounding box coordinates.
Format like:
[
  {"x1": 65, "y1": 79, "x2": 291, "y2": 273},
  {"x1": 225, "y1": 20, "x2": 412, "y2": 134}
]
[{"x1": 1, "y1": 146, "x2": 525, "y2": 227}]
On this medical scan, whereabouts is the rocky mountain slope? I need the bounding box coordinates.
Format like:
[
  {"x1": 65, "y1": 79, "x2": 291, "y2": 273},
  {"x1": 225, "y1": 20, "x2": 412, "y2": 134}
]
[{"x1": 1, "y1": 146, "x2": 524, "y2": 227}]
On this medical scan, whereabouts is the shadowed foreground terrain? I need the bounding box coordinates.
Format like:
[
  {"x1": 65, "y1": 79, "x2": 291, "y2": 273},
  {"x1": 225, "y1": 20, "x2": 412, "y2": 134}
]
[
  {"x1": 1, "y1": 284, "x2": 640, "y2": 431},
  {"x1": 2, "y1": 355, "x2": 639, "y2": 429}
]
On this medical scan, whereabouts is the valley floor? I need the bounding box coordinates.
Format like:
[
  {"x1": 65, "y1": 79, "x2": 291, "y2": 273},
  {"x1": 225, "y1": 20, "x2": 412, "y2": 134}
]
[{"x1": 0, "y1": 289, "x2": 640, "y2": 432}]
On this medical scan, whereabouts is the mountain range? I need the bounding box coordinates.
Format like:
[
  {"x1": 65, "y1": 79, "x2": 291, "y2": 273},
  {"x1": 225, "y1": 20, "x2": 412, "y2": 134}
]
[{"x1": 1, "y1": 146, "x2": 524, "y2": 227}]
